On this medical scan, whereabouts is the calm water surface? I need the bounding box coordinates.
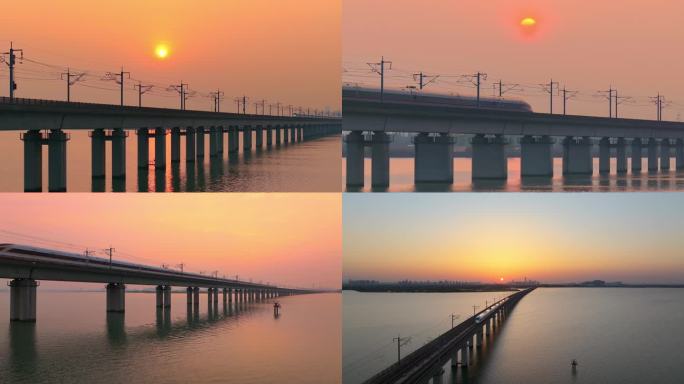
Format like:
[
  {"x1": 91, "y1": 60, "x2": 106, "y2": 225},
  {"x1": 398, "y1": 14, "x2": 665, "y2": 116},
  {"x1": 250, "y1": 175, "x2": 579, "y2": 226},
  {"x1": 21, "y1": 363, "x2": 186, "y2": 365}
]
[
  {"x1": 343, "y1": 288, "x2": 684, "y2": 384},
  {"x1": 0, "y1": 290, "x2": 340, "y2": 384},
  {"x1": 0, "y1": 131, "x2": 341, "y2": 192},
  {"x1": 343, "y1": 158, "x2": 684, "y2": 192}
]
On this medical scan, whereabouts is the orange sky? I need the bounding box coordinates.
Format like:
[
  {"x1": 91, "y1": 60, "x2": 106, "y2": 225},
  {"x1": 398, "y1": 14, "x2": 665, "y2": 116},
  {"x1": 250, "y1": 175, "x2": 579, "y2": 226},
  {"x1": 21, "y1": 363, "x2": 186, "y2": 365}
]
[
  {"x1": 343, "y1": 194, "x2": 684, "y2": 284},
  {"x1": 0, "y1": 194, "x2": 341, "y2": 289},
  {"x1": 1, "y1": 0, "x2": 340, "y2": 113},
  {"x1": 343, "y1": 0, "x2": 684, "y2": 120}
]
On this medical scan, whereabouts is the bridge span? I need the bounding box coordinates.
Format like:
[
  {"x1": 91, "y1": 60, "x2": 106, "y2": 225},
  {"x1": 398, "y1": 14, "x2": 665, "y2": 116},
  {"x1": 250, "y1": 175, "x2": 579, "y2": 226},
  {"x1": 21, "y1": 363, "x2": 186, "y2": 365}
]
[
  {"x1": 0, "y1": 97, "x2": 341, "y2": 192},
  {"x1": 0, "y1": 243, "x2": 320, "y2": 322},
  {"x1": 343, "y1": 88, "x2": 684, "y2": 188},
  {"x1": 362, "y1": 287, "x2": 536, "y2": 384}
]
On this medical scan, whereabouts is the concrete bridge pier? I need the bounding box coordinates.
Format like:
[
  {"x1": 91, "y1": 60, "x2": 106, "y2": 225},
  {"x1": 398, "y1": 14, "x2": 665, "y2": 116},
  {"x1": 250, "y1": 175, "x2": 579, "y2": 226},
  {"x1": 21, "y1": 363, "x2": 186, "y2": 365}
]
[
  {"x1": 156, "y1": 285, "x2": 164, "y2": 307},
  {"x1": 106, "y1": 283, "x2": 125, "y2": 313},
  {"x1": 676, "y1": 139, "x2": 684, "y2": 170},
  {"x1": 193, "y1": 287, "x2": 200, "y2": 309},
  {"x1": 227, "y1": 126, "x2": 237, "y2": 153},
  {"x1": 648, "y1": 138, "x2": 658, "y2": 172},
  {"x1": 218, "y1": 127, "x2": 224, "y2": 154},
  {"x1": 598, "y1": 137, "x2": 611, "y2": 174},
  {"x1": 298, "y1": 126, "x2": 304, "y2": 142},
  {"x1": 520, "y1": 135, "x2": 553, "y2": 178},
  {"x1": 244, "y1": 126, "x2": 253, "y2": 151},
  {"x1": 472, "y1": 134, "x2": 508, "y2": 180},
  {"x1": 111, "y1": 128, "x2": 126, "y2": 179},
  {"x1": 631, "y1": 138, "x2": 642, "y2": 173},
  {"x1": 163, "y1": 285, "x2": 171, "y2": 308},
  {"x1": 256, "y1": 126, "x2": 264, "y2": 148},
  {"x1": 196, "y1": 127, "x2": 206, "y2": 160},
  {"x1": 22, "y1": 130, "x2": 43, "y2": 192},
  {"x1": 660, "y1": 139, "x2": 671, "y2": 171},
  {"x1": 283, "y1": 126, "x2": 290, "y2": 144},
  {"x1": 171, "y1": 127, "x2": 181, "y2": 162},
  {"x1": 460, "y1": 344, "x2": 469, "y2": 367},
  {"x1": 414, "y1": 133, "x2": 454, "y2": 184},
  {"x1": 154, "y1": 128, "x2": 167, "y2": 169},
  {"x1": 450, "y1": 350, "x2": 459, "y2": 369},
  {"x1": 186, "y1": 287, "x2": 193, "y2": 306},
  {"x1": 371, "y1": 132, "x2": 391, "y2": 188},
  {"x1": 9, "y1": 278, "x2": 38, "y2": 322},
  {"x1": 137, "y1": 128, "x2": 150, "y2": 168},
  {"x1": 345, "y1": 131, "x2": 365, "y2": 187},
  {"x1": 275, "y1": 126, "x2": 282, "y2": 145},
  {"x1": 207, "y1": 287, "x2": 213, "y2": 309},
  {"x1": 562, "y1": 136, "x2": 593, "y2": 175},
  {"x1": 91, "y1": 129, "x2": 106, "y2": 178},
  {"x1": 185, "y1": 127, "x2": 196, "y2": 161},
  {"x1": 476, "y1": 329, "x2": 483, "y2": 348},
  {"x1": 213, "y1": 288, "x2": 219, "y2": 308},
  {"x1": 290, "y1": 126, "x2": 297, "y2": 142},
  {"x1": 48, "y1": 129, "x2": 69, "y2": 192},
  {"x1": 485, "y1": 318, "x2": 491, "y2": 336},
  {"x1": 209, "y1": 127, "x2": 218, "y2": 157},
  {"x1": 616, "y1": 138, "x2": 627, "y2": 174},
  {"x1": 266, "y1": 126, "x2": 273, "y2": 147}
]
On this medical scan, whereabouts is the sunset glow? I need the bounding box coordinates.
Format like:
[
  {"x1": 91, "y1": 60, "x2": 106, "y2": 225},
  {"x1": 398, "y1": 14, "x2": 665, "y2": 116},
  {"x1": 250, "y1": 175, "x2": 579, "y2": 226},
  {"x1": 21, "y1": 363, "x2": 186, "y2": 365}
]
[
  {"x1": 520, "y1": 17, "x2": 536, "y2": 27},
  {"x1": 343, "y1": 194, "x2": 684, "y2": 284},
  {"x1": 154, "y1": 43, "x2": 169, "y2": 59},
  {"x1": 1, "y1": 0, "x2": 340, "y2": 110},
  {"x1": 0, "y1": 194, "x2": 341, "y2": 289}
]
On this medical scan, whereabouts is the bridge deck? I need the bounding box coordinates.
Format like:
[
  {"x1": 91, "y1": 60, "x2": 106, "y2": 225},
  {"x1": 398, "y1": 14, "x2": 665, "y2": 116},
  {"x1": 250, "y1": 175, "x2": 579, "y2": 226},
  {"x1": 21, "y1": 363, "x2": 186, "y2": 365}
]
[
  {"x1": 343, "y1": 96, "x2": 684, "y2": 138},
  {"x1": 363, "y1": 288, "x2": 536, "y2": 384},
  {"x1": 0, "y1": 97, "x2": 340, "y2": 131},
  {"x1": 0, "y1": 243, "x2": 306, "y2": 291}
]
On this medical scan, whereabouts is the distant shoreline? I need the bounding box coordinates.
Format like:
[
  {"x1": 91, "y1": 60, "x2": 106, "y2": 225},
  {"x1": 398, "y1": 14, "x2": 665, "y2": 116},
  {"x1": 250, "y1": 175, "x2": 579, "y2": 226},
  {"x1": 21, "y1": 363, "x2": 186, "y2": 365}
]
[{"x1": 342, "y1": 284, "x2": 684, "y2": 293}]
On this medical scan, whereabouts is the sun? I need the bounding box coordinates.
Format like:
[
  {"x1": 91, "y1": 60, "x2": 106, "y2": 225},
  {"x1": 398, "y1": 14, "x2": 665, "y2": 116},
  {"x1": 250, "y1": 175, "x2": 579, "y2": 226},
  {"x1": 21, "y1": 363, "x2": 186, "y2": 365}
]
[
  {"x1": 520, "y1": 17, "x2": 536, "y2": 27},
  {"x1": 154, "y1": 44, "x2": 169, "y2": 59},
  {"x1": 500, "y1": 277, "x2": 504, "y2": 282}
]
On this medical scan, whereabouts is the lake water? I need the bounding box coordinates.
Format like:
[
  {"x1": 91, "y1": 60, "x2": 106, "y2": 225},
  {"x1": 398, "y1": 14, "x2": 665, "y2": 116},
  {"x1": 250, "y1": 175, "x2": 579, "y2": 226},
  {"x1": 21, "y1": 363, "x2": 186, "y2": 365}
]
[
  {"x1": 0, "y1": 131, "x2": 341, "y2": 192},
  {"x1": 343, "y1": 158, "x2": 684, "y2": 192},
  {"x1": 0, "y1": 290, "x2": 341, "y2": 384},
  {"x1": 343, "y1": 288, "x2": 684, "y2": 384}
]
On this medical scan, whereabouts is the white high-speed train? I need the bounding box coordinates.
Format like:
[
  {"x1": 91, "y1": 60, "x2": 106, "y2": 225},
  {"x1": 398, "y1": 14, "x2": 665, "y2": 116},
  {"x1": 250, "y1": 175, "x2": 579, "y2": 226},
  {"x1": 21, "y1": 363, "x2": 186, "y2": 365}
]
[
  {"x1": 475, "y1": 296, "x2": 510, "y2": 324},
  {"x1": 343, "y1": 85, "x2": 533, "y2": 113}
]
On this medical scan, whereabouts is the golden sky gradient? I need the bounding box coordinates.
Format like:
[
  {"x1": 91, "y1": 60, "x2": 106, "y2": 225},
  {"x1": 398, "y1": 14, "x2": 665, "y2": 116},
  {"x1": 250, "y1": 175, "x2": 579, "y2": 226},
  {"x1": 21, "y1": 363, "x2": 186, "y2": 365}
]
[
  {"x1": 1, "y1": 0, "x2": 340, "y2": 112},
  {"x1": 343, "y1": 194, "x2": 684, "y2": 284},
  {"x1": 0, "y1": 194, "x2": 341, "y2": 289}
]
